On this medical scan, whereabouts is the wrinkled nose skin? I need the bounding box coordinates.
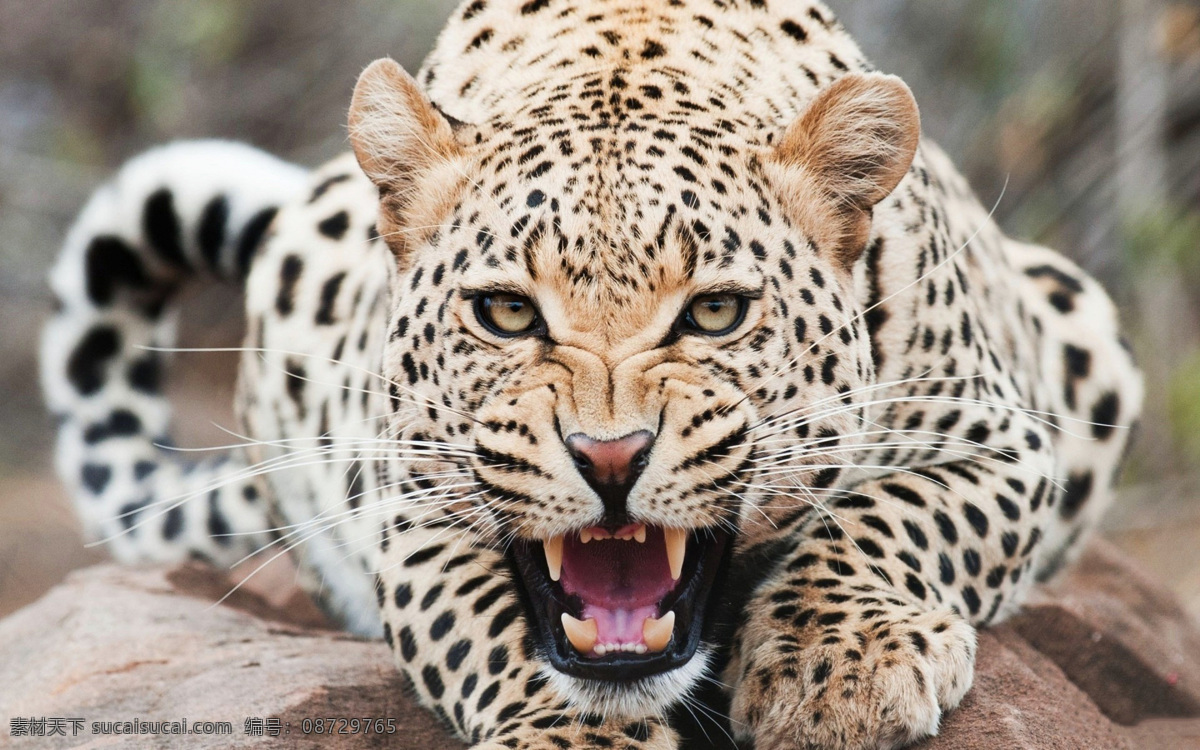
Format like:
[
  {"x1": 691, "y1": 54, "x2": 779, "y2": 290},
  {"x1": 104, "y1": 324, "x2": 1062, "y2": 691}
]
[{"x1": 565, "y1": 430, "x2": 655, "y2": 525}]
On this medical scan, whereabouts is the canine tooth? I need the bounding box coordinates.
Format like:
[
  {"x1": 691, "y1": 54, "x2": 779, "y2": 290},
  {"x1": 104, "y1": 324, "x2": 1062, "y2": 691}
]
[
  {"x1": 664, "y1": 528, "x2": 687, "y2": 580},
  {"x1": 633, "y1": 525, "x2": 647, "y2": 543},
  {"x1": 561, "y1": 613, "x2": 598, "y2": 654},
  {"x1": 642, "y1": 611, "x2": 675, "y2": 653},
  {"x1": 580, "y1": 529, "x2": 593, "y2": 544},
  {"x1": 544, "y1": 536, "x2": 563, "y2": 581}
]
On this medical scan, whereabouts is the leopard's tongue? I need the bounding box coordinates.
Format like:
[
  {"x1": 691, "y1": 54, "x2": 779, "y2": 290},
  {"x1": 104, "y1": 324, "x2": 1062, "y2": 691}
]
[
  {"x1": 579, "y1": 604, "x2": 660, "y2": 651},
  {"x1": 559, "y1": 528, "x2": 677, "y2": 655}
]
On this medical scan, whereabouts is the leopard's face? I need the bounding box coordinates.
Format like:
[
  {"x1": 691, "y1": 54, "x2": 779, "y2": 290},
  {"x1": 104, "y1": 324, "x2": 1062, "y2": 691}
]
[{"x1": 352, "y1": 60, "x2": 917, "y2": 713}]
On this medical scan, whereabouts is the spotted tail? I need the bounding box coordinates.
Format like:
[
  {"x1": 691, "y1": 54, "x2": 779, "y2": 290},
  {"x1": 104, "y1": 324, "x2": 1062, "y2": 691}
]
[{"x1": 41, "y1": 140, "x2": 308, "y2": 564}]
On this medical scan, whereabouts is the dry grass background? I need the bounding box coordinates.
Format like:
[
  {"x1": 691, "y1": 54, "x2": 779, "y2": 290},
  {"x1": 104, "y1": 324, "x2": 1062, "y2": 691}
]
[{"x1": 0, "y1": 0, "x2": 1197, "y2": 621}]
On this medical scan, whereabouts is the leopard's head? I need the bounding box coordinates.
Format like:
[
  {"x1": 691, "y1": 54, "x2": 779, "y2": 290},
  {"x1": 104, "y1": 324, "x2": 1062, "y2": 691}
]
[{"x1": 349, "y1": 57, "x2": 919, "y2": 715}]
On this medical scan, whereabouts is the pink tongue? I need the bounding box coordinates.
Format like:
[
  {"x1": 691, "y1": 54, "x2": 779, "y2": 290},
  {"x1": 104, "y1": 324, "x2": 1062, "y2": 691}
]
[
  {"x1": 560, "y1": 527, "x2": 677, "y2": 648},
  {"x1": 582, "y1": 604, "x2": 658, "y2": 646}
]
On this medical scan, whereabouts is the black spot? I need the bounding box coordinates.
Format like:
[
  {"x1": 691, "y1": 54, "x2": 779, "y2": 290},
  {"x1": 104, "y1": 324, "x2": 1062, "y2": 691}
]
[
  {"x1": 905, "y1": 573, "x2": 927, "y2": 600},
  {"x1": 318, "y1": 211, "x2": 350, "y2": 240},
  {"x1": 882, "y1": 483, "x2": 926, "y2": 508},
  {"x1": 1048, "y1": 291, "x2": 1074, "y2": 313},
  {"x1": 404, "y1": 544, "x2": 446, "y2": 567},
  {"x1": 903, "y1": 521, "x2": 928, "y2": 550},
  {"x1": 394, "y1": 583, "x2": 413, "y2": 608},
  {"x1": 812, "y1": 658, "x2": 832, "y2": 683},
  {"x1": 938, "y1": 553, "x2": 955, "y2": 585},
  {"x1": 315, "y1": 272, "x2": 346, "y2": 325},
  {"x1": 1090, "y1": 392, "x2": 1120, "y2": 440},
  {"x1": 476, "y1": 681, "x2": 500, "y2": 711},
  {"x1": 85, "y1": 237, "x2": 149, "y2": 306},
  {"x1": 197, "y1": 195, "x2": 229, "y2": 270},
  {"x1": 909, "y1": 631, "x2": 928, "y2": 655},
  {"x1": 986, "y1": 565, "x2": 1007, "y2": 589},
  {"x1": 933, "y1": 511, "x2": 958, "y2": 544},
  {"x1": 430, "y1": 610, "x2": 456, "y2": 641},
  {"x1": 421, "y1": 583, "x2": 444, "y2": 611},
  {"x1": 1059, "y1": 470, "x2": 1094, "y2": 520},
  {"x1": 520, "y1": 0, "x2": 549, "y2": 13},
  {"x1": 897, "y1": 551, "x2": 921, "y2": 572},
  {"x1": 133, "y1": 461, "x2": 158, "y2": 480},
  {"x1": 236, "y1": 207, "x2": 278, "y2": 278},
  {"x1": 962, "y1": 548, "x2": 981, "y2": 576},
  {"x1": 1001, "y1": 531, "x2": 1019, "y2": 557},
  {"x1": 995, "y1": 494, "x2": 1020, "y2": 521},
  {"x1": 641, "y1": 39, "x2": 666, "y2": 59},
  {"x1": 965, "y1": 421, "x2": 991, "y2": 446},
  {"x1": 962, "y1": 585, "x2": 981, "y2": 616},
  {"x1": 860, "y1": 515, "x2": 894, "y2": 538},
  {"x1": 487, "y1": 603, "x2": 523, "y2": 638},
  {"x1": 207, "y1": 491, "x2": 231, "y2": 546},
  {"x1": 284, "y1": 359, "x2": 307, "y2": 417},
  {"x1": 83, "y1": 409, "x2": 142, "y2": 444},
  {"x1": 462, "y1": 0, "x2": 486, "y2": 19},
  {"x1": 81, "y1": 463, "x2": 111, "y2": 494},
  {"x1": 780, "y1": 19, "x2": 808, "y2": 42},
  {"x1": 1064, "y1": 344, "x2": 1091, "y2": 378},
  {"x1": 67, "y1": 326, "x2": 121, "y2": 395},
  {"x1": 422, "y1": 665, "x2": 446, "y2": 698},
  {"x1": 143, "y1": 189, "x2": 188, "y2": 268},
  {"x1": 963, "y1": 503, "x2": 989, "y2": 538},
  {"x1": 275, "y1": 255, "x2": 304, "y2": 316},
  {"x1": 117, "y1": 498, "x2": 149, "y2": 530},
  {"x1": 399, "y1": 626, "x2": 419, "y2": 661},
  {"x1": 853, "y1": 538, "x2": 885, "y2": 559},
  {"x1": 446, "y1": 639, "x2": 472, "y2": 671},
  {"x1": 309, "y1": 174, "x2": 351, "y2": 202},
  {"x1": 488, "y1": 645, "x2": 510, "y2": 675},
  {"x1": 128, "y1": 354, "x2": 163, "y2": 394},
  {"x1": 163, "y1": 505, "x2": 183, "y2": 540}
]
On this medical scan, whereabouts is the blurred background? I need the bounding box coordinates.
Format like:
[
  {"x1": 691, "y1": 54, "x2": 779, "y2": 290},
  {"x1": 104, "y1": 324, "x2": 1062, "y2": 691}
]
[{"x1": 0, "y1": 0, "x2": 1197, "y2": 620}]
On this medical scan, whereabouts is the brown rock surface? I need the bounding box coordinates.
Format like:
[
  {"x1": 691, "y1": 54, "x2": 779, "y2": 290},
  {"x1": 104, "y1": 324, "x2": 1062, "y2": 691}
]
[
  {"x1": 0, "y1": 541, "x2": 1197, "y2": 749},
  {"x1": 0, "y1": 564, "x2": 462, "y2": 749}
]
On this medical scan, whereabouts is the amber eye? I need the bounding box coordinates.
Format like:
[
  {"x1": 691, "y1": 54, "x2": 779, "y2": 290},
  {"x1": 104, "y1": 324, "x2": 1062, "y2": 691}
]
[
  {"x1": 475, "y1": 293, "x2": 541, "y2": 336},
  {"x1": 684, "y1": 293, "x2": 747, "y2": 335}
]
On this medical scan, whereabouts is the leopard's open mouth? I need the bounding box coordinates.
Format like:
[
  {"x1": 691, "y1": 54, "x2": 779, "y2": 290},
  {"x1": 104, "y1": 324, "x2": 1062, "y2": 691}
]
[{"x1": 511, "y1": 523, "x2": 731, "y2": 681}]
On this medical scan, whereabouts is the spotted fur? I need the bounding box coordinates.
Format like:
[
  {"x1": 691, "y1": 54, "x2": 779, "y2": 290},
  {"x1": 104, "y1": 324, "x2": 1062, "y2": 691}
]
[{"x1": 43, "y1": 2, "x2": 1142, "y2": 748}]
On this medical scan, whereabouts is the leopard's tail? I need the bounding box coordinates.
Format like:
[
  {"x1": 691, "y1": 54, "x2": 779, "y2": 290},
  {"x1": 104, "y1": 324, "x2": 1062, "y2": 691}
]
[{"x1": 41, "y1": 140, "x2": 308, "y2": 565}]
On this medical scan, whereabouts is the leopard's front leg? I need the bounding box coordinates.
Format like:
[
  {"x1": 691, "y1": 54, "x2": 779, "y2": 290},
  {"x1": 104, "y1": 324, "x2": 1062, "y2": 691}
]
[
  {"x1": 378, "y1": 526, "x2": 678, "y2": 750},
  {"x1": 729, "y1": 455, "x2": 1054, "y2": 749}
]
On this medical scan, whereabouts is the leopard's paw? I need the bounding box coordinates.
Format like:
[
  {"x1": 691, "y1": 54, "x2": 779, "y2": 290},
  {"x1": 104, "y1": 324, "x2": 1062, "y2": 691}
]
[{"x1": 731, "y1": 610, "x2": 975, "y2": 750}]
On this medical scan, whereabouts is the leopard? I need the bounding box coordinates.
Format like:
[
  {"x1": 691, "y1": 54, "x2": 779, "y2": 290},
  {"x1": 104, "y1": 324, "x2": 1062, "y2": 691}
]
[{"x1": 41, "y1": 0, "x2": 1144, "y2": 747}]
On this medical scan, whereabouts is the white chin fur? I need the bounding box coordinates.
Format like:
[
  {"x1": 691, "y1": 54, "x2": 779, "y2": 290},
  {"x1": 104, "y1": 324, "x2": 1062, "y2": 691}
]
[{"x1": 540, "y1": 646, "x2": 713, "y2": 719}]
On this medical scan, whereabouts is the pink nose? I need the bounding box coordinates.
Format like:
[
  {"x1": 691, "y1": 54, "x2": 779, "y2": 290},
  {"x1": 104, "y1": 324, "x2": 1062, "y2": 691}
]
[{"x1": 565, "y1": 431, "x2": 655, "y2": 523}]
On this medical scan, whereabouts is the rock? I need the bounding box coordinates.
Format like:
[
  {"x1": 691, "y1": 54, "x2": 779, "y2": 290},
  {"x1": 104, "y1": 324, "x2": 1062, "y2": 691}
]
[
  {"x1": 0, "y1": 541, "x2": 1197, "y2": 748},
  {"x1": 914, "y1": 628, "x2": 1132, "y2": 750},
  {"x1": 1008, "y1": 541, "x2": 1200, "y2": 725},
  {"x1": 0, "y1": 564, "x2": 464, "y2": 749}
]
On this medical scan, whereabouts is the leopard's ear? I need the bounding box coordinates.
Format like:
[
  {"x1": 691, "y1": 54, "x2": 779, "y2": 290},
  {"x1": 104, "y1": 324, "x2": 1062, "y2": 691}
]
[
  {"x1": 349, "y1": 58, "x2": 462, "y2": 257},
  {"x1": 770, "y1": 73, "x2": 920, "y2": 270}
]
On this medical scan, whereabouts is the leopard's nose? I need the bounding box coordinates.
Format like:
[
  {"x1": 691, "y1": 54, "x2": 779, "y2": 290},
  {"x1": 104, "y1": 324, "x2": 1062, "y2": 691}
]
[{"x1": 565, "y1": 430, "x2": 655, "y2": 525}]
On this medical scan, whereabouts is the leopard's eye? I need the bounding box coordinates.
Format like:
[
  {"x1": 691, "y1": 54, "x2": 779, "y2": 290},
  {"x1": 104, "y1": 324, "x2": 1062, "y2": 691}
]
[
  {"x1": 684, "y1": 293, "x2": 747, "y2": 336},
  {"x1": 476, "y1": 293, "x2": 541, "y2": 336}
]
